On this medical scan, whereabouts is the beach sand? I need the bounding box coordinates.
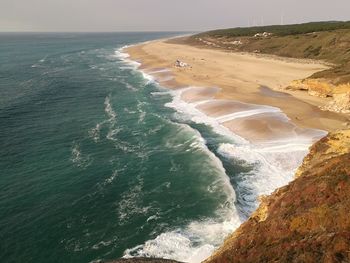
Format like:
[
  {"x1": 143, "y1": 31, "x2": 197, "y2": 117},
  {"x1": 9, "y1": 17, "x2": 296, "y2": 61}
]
[{"x1": 126, "y1": 38, "x2": 349, "y2": 142}]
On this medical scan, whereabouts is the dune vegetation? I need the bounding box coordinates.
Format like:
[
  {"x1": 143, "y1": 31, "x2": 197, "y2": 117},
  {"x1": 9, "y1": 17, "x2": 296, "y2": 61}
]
[{"x1": 188, "y1": 21, "x2": 350, "y2": 85}]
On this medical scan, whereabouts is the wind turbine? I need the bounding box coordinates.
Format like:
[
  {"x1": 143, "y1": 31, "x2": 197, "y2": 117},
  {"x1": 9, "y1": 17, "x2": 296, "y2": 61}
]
[{"x1": 280, "y1": 12, "x2": 284, "y2": 25}]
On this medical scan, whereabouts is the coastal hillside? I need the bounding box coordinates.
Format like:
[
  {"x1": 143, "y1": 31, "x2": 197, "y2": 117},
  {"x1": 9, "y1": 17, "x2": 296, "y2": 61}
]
[
  {"x1": 185, "y1": 21, "x2": 350, "y2": 113},
  {"x1": 190, "y1": 21, "x2": 350, "y2": 84},
  {"x1": 205, "y1": 129, "x2": 350, "y2": 263}
]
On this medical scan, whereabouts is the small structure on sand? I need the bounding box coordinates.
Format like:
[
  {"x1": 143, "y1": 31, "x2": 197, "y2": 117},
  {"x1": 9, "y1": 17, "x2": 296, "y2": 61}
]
[{"x1": 175, "y1": 60, "x2": 189, "y2": 68}]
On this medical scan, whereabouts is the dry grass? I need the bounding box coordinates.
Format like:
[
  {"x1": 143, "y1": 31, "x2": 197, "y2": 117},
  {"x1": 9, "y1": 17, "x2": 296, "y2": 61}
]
[{"x1": 185, "y1": 22, "x2": 350, "y2": 85}]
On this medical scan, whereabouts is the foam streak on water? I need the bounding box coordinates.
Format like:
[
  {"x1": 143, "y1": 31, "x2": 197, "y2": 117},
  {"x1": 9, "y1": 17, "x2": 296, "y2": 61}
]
[
  {"x1": 116, "y1": 48, "x2": 244, "y2": 262},
  {"x1": 167, "y1": 87, "x2": 326, "y2": 211},
  {"x1": 1, "y1": 32, "x2": 200, "y2": 263},
  {"x1": 123, "y1": 123, "x2": 241, "y2": 263},
  {"x1": 118, "y1": 46, "x2": 327, "y2": 262}
]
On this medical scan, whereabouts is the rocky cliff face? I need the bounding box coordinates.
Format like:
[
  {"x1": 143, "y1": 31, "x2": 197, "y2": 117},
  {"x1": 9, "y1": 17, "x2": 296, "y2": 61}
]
[
  {"x1": 323, "y1": 92, "x2": 350, "y2": 114},
  {"x1": 205, "y1": 130, "x2": 350, "y2": 263},
  {"x1": 287, "y1": 79, "x2": 350, "y2": 113}
]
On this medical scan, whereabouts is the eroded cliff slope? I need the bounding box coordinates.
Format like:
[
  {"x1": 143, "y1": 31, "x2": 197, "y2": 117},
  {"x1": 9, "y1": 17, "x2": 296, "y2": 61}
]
[{"x1": 205, "y1": 130, "x2": 350, "y2": 263}]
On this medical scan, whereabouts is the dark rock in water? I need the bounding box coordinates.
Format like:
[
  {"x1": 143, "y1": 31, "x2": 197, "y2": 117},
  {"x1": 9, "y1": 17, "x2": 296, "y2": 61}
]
[{"x1": 107, "y1": 258, "x2": 183, "y2": 263}]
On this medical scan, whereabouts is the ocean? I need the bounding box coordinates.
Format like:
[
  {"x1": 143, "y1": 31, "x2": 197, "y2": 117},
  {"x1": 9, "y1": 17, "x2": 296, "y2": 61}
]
[{"x1": 0, "y1": 33, "x2": 322, "y2": 263}]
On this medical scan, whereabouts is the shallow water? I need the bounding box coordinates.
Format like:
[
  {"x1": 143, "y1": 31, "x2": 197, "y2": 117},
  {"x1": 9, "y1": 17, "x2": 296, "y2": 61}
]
[
  {"x1": 0, "y1": 33, "x2": 323, "y2": 263},
  {"x1": 259, "y1": 85, "x2": 291, "y2": 98}
]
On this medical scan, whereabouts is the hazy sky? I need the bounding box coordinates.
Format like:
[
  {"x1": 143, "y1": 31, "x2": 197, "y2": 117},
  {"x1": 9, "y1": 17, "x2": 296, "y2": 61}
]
[{"x1": 1, "y1": 0, "x2": 349, "y2": 32}]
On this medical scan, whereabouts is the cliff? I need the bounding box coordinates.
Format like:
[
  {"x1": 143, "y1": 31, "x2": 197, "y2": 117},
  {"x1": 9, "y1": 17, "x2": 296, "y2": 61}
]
[
  {"x1": 205, "y1": 130, "x2": 350, "y2": 263},
  {"x1": 287, "y1": 79, "x2": 350, "y2": 114}
]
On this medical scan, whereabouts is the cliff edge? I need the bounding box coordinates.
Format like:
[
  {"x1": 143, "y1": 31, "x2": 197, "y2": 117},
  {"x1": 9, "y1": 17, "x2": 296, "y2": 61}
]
[{"x1": 205, "y1": 130, "x2": 350, "y2": 263}]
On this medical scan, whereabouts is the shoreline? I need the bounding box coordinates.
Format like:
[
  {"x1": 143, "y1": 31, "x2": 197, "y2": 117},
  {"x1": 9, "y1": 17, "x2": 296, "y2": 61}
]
[
  {"x1": 125, "y1": 38, "x2": 349, "y2": 135},
  {"x1": 120, "y1": 36, "x2": 349, "y2": 262},
  {"x1": 125, "y1": 37, "x2": 350, "y2": 143},
  {"x1": 118, "y1": 44, "x2": 313, "y2": 262}
]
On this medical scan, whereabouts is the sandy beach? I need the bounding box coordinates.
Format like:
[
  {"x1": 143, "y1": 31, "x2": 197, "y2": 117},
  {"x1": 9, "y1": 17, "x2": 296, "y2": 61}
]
[{"x1": 126, "y1": 38, "x2": 349, "y2": 143}]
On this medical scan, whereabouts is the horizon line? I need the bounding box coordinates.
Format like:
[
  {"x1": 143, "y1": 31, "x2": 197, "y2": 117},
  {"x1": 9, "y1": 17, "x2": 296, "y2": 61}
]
[{"x1": 1, "y1": 20, "x2": 348, "y2": 34}]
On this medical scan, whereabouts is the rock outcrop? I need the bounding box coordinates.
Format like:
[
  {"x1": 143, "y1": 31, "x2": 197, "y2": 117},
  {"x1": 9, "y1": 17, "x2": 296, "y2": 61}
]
[
  {"x1": 205, "y1": 130, "x2": 350, "y2": 263},
  {"x1": 287, "y1": 79, "x2": 333, "y2": 98},
  {"x1": 322, "y1": 92, "x2": 350, "y2": 114},
  {"x1": 287, "y1": 79, "x2": 350, "y2": 113}
]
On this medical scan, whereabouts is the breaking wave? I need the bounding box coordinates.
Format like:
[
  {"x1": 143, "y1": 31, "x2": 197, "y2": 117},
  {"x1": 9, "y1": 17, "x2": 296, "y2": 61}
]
[
  {"x1": 116, "y1": 46, "x2": 326, "y2": 262},
  {"x1": 123, "y1": 123, "x2": 241, "y2": 263}
]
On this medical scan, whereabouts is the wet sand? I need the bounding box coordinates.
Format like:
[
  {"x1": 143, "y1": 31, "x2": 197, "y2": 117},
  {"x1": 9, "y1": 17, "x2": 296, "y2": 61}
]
[{"x1": 125, "y1": 38, "x2": 349, "y2": 142}]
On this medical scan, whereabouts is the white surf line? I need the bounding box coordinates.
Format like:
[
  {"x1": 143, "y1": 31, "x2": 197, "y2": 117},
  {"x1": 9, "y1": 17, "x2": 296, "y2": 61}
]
[
  {"x1": 152, "y1": 85, "x2": 326, "y2": 151},
  {"x1": 215, "y1": 107, "x2": 281, "y2": 123},
  {"x1": 116, "y1": 53, "x2": 246, "y2": 263},
  {"x1": 189, "y1": 99, "x2": 214, "y2": 106},
  {"x1": 147, "y1": 68, "x2": 172, "y2": 74},
  {"x1": 116, "y1": 47, "x2": 160, "y2": 85},
  {"x1": 175, "y1": 86, "x2": 284, "y2": 125},
  {"x1": 116, "y1": 44, "x2": 329, "y2": 263},
  {"x1": 254, "y1": 143, "x2": 314, "y2": 153}
]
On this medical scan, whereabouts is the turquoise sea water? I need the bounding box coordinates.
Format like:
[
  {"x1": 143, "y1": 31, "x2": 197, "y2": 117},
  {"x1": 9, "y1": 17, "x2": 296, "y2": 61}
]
[
  {"x1": 0, "y1": 33, "x2": 318, "y2": 263},
  {"x1": 0, "y1": 33, "x2": 243, "y2": 263}
]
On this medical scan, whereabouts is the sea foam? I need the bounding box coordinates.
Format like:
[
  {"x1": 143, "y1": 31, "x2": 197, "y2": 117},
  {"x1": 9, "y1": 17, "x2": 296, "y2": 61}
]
[
  {"x1": 116, "y1": 46, "x2": 242, "y2": 261},
  {"x1": 123, "y1": 124, "x2": 242, "y2": 263},
  {"x1": 116, "y1": 46, "x2": 326, "y2": 263},
  {"x1": 165, "y1": 87, "x2": 326, "y2": 215},
  {"x1": 114, "y1": 47, "x2": 155, "y2": 84}
]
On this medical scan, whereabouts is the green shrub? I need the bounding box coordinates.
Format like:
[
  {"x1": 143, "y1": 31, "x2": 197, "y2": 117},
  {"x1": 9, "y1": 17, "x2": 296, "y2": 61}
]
[{"x1": 196, "y1": 21, "x2": 350, "y2": 38}]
